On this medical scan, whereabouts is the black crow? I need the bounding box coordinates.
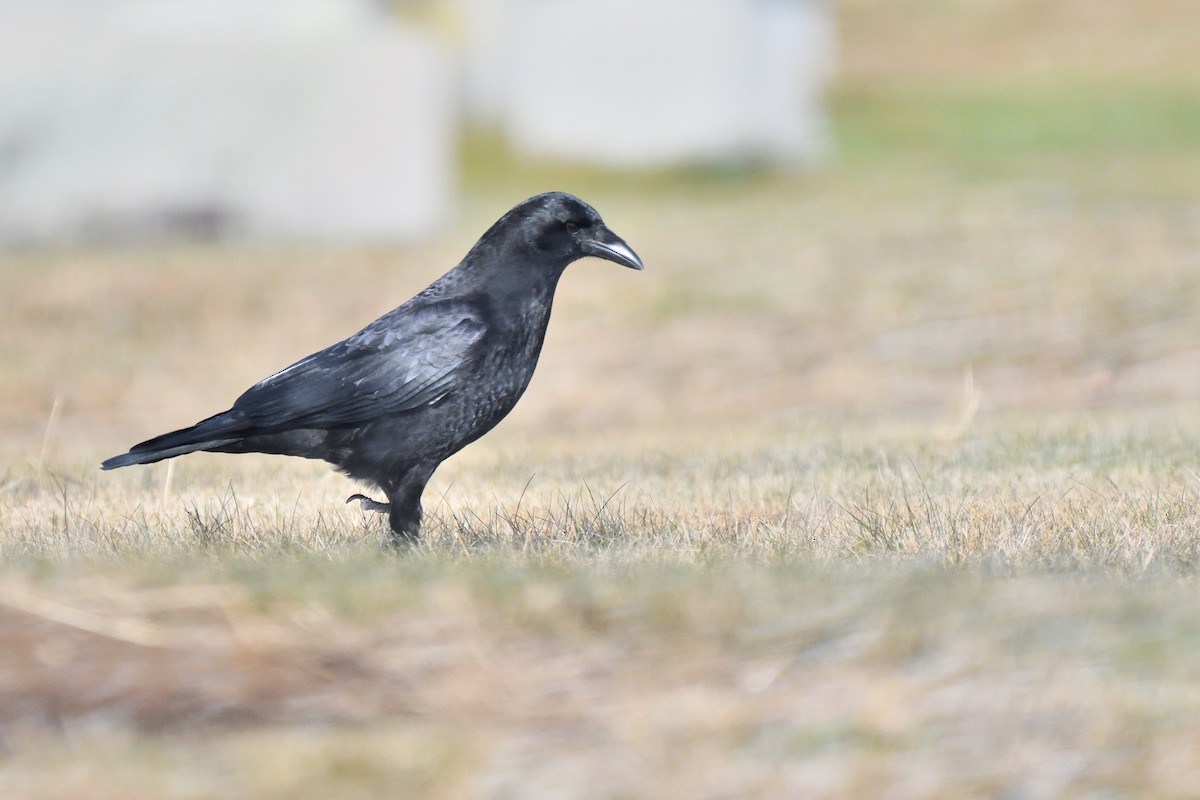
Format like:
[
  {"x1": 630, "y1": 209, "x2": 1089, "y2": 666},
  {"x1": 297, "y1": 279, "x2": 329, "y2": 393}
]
[{"x1": 102, "y1": 192, "x2": 643, "y2": 542}]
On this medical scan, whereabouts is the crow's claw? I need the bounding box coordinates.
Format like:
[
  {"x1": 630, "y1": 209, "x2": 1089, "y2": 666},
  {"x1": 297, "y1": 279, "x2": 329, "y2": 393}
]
[{"x1": 346, "y1": 493, "x2": 390, "y2": 514}]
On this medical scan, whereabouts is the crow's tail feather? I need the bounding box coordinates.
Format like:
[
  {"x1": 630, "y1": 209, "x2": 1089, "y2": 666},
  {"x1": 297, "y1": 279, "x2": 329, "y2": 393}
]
[
  {"x1": 100, "y1": 410, "x2": 249, "y2": 470},
  {"x1": 100, "y1": 439, "x2": 241, "y2": 469}
]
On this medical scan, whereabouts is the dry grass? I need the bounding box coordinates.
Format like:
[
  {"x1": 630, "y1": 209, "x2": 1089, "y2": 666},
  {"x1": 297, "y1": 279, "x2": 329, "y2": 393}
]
[
  {"x1": 4, "y1": 0, "x2": 1200, "y2": 796},
  {"x1": 4, "y1": 559, "x2": 1200, "y2": 797},
  {"x1": 6, "y1": 415, "x2": 1200, "y2": 573}
]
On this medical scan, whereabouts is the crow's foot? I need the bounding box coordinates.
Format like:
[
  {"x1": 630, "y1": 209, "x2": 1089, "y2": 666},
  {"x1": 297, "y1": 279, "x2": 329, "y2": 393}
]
[{"x1": 347, "y1": 493, "x2": 390, "y2": 514}]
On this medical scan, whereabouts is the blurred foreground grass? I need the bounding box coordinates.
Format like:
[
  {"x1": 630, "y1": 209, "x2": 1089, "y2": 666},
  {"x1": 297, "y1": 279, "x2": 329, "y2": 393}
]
[
  {"x1": 5, "y1": 560, "x2": 1200, "y2": 797},
  {"x1": 4, "y1": 1, "x2": 1200, "y2": 796}
]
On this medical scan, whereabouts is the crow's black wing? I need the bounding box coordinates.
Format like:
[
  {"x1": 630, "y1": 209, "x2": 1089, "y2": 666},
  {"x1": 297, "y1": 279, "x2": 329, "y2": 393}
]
[{"x1": 232, "y1": 300, "x2": 488, "y2": 432}]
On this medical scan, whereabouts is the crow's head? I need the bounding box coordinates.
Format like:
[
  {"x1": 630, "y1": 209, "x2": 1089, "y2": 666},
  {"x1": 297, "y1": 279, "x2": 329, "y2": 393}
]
[{"x1": 518, "y1": 192, "x2": 644, "y2": 272}]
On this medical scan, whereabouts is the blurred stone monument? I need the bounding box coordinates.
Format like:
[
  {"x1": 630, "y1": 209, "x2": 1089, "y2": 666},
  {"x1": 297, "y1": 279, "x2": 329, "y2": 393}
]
[
  {"x1": 453, "y1": 0, "x2": 834, "y2": 168},
  {"x1": 0, "y1": 0, "x2": 455, "y2": 244}
]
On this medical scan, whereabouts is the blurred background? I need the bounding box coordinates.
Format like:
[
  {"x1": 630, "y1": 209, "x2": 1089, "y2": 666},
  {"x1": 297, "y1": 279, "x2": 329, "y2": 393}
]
[{"x1": 2, "y1": 0, "x2": 1199, "y2": 460}]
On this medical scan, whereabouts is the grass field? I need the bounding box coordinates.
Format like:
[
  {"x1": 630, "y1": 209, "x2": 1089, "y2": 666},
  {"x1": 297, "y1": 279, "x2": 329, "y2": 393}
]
[{"x1": 4, "y1": 1, "x2": 1200, "y2": 797}]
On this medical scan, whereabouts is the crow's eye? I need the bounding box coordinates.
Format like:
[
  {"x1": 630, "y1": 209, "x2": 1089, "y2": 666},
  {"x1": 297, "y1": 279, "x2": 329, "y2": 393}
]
[{"x1": 564, "y1": 220, "x2": 581, "y2": 235}]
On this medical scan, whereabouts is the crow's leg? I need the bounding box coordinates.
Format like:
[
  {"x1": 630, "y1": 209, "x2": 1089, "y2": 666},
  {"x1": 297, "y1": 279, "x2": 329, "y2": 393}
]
[
  {"x1": 385, "y1": 462, "x2": 437, "y2": 546},
  {"x1": 346, "y1": 494, "x2": 390, "y2": 514},
  {"x1": 388, "y1": 500, "x2": 421, "y2": 545}
]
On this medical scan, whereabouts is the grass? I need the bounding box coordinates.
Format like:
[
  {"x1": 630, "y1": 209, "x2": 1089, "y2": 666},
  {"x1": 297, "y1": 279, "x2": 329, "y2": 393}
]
[
  {"x1": 5, "y1": 555, "x2": 1200, "y2": 796},
  {"x1": 7, "y1": 416, "x2": 1200, "y2": 572},
  {"x1": 4, "y1": 0, "x2": 1200, "y2": 796}
]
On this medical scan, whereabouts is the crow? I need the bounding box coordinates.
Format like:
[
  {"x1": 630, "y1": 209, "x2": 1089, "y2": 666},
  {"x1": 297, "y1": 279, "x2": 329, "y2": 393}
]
[{"x1": 102, "y1": 192, "x2": 643, "y2": 542}]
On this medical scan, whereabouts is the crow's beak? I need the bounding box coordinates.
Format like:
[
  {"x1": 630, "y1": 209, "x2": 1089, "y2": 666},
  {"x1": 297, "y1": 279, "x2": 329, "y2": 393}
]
[{"x1": 582, "y1": 228, "x2": 644, "y2": 271}]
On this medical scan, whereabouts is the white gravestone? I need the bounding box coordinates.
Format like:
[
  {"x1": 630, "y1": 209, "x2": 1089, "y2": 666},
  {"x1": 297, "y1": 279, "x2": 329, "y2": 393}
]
[
  {"x1": 454, "y1": 0, "x2": 834, "y2": 168},
  {"x1": 0, "y1": 0, "x2": 456, "y2": 244}
]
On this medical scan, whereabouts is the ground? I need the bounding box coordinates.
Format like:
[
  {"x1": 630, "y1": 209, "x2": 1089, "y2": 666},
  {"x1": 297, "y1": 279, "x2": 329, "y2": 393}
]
[{"x1": 3, "y1": 1, "x2": 1200, "y2": 797}]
